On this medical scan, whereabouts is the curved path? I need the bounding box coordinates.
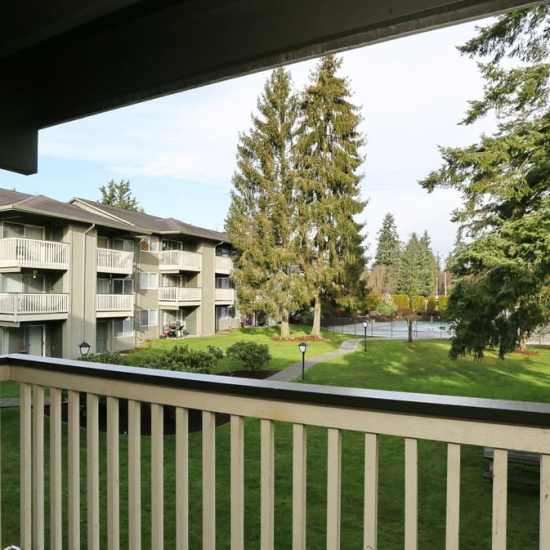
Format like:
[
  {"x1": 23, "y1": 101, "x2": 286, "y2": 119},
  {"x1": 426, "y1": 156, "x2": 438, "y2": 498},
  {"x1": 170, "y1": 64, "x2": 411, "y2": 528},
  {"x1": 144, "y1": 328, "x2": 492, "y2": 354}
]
[{"x1": 268, "y1": 339, "x2": 359, "y2": 382}]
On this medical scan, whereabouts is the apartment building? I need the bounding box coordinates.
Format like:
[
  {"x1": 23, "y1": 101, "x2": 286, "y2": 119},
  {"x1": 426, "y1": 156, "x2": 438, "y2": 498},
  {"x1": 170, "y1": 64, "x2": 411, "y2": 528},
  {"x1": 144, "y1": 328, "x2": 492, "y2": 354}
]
[{"x1": 0, "y1": 188, "x2": 237, "y2": 359}]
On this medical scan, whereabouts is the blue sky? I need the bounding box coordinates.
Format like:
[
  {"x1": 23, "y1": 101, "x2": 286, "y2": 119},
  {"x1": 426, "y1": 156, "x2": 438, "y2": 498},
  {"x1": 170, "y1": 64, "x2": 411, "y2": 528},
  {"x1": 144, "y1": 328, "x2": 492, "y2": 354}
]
[{"x1": 0, "y1": 18, "x2": 496, "y2": 259}]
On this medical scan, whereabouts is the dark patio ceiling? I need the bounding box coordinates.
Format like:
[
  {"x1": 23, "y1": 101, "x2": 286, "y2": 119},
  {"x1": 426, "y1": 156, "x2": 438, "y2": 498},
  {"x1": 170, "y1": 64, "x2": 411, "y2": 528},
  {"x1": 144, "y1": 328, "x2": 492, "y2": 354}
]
[{"x1": 0, "y1": 0, "x2": 534, "y2": 175}]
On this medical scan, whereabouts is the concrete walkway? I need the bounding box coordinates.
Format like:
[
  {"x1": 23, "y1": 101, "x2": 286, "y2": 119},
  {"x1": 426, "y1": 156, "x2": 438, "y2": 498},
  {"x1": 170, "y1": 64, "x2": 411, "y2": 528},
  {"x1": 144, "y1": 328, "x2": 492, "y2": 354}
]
[{"x1": 268, "y1": 339, "x2": 359, "y2": 382}]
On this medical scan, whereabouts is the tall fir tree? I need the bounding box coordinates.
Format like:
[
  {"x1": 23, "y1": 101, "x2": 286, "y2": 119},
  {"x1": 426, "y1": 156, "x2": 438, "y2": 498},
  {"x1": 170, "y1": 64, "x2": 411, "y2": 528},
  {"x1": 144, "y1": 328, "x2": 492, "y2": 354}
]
[
  {"x1": 421, "y1": 5, "x2": 550, "y2": 358},
  {"x1": 374, "y1": 212, "x2": 401, "y2": 293},
  {"x1": 225, "y1": 68, "x2": 307, "y2": 337},
  {"x1": 419, "y1": 230, "x2": 436, "y2": 296},
  {"x1": 295, "y1": 55, "x2": 366, "y2": 337},
  {"x1": 396, "y1": 233, "x2": 425, "y2": 342},
  {"x1": 99, "y1": 179, "x2": 142, "y2": 211}
]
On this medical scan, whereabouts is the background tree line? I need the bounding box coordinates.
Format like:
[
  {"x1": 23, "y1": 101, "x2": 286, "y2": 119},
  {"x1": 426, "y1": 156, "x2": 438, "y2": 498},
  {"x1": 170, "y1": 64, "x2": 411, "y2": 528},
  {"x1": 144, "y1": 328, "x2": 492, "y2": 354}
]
[{"x1": 226, "y1": 56, "x2": 367, "y2": 338}]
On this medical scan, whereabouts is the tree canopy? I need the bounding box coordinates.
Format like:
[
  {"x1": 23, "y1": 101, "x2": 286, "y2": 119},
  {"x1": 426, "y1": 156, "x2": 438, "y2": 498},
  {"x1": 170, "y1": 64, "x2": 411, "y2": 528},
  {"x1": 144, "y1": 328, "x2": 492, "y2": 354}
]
[
  {"x1": 100, "y1": 179, "x2": 142, "y2": 212},
  {"x1": 420, "y1": 6, "x2": 550, "y2": 358}
]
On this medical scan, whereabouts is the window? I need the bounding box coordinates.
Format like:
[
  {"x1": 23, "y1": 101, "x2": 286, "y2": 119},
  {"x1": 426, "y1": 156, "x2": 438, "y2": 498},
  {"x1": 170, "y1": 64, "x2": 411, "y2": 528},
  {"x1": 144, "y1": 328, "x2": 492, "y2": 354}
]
[
  {"x1": 140, "y1": 237, "x2": 160, "y2": 252},
  {"x1": 161, "y1": 239, "x2": 184, "y2": 251},
  {"x1": 113, "y1": 318, "x2": 134, "y2": 338},
  {"x1": 139, "y1": 272, "x2": 158, "y2": 290},
  {"x1": 139, "y1": 309, "x2": 158, "y2": 328},
  {"x1": 113, "y1": 278, "x2": 134, "y2": 295},
  {"x1": 216, "y1": 276, "x2": 233, "y2": 289},
  {"x1": 3, "y1": 222, "x2": 44, "y2": 240}
]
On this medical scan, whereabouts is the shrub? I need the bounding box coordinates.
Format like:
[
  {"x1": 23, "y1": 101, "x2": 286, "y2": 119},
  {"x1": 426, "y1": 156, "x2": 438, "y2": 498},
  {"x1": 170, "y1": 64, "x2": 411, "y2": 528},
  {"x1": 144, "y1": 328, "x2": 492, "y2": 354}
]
[
  {"x1": 207, "y1": 345, "x2": 225, "y2": 360},
  {"x1": 426, "y1": 296, "x2": 438, "y2": 314},
  {"x1": 393, "y1": 294, "x2": 411, "y2": 314},
  {"x1": 438, "y1": 295, "x2": 449, "y2": 312},
  {"x1": 375, "y1": 301, "x2": 396, "y2": 317},
  {"x1": 413, "y1": 295, "x2": 426, "y2": 313},
  {"x1": 226, "y1": 341, "x2": 271, "y2": 370},
  {"x1": 146, "y1": 345, "x2": 217, "y2": 374},
  {"x1": 365, "y1": 293, "x2": 382, "y2": 312}
]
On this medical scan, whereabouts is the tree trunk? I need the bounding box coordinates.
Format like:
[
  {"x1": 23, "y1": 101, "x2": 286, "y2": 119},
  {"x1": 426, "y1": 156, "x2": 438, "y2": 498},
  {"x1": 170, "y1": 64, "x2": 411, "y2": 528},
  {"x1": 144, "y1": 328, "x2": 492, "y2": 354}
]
[
  {"x1": 311, "y1": 294, "x2": 322, "y2": 338},
  {"x1": 280, "y1": 312, "x2": 290, "y2": 338},
  {"x1": 407, "y1": 318, "x2": 413, "y2": 343}
]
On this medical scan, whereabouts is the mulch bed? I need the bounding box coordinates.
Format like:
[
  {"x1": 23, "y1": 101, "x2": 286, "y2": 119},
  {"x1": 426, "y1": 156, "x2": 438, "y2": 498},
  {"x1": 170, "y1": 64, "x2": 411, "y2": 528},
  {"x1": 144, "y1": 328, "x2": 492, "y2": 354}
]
[
  {"x1": 271, "y1": 335, "x2": 325, "y2": 342},
  {"x1": 45, "y1": 369, "x2": 276, "y2": 435}
]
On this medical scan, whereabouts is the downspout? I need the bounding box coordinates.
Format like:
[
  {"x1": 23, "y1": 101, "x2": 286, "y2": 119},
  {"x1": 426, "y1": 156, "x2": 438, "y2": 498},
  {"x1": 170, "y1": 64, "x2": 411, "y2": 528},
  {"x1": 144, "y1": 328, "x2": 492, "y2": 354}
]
[{"x1": 82, "y1": 224, "x2": 95, "y2": 350}]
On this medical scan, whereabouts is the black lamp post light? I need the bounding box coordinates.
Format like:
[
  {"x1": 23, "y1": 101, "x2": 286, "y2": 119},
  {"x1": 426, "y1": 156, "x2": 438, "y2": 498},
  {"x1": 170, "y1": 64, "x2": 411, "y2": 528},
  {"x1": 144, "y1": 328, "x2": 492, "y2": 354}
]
[
  {"x1": 298, "y1": 342, "x2": 308, "y2": 380},
  {"x1": 79, "y1": 341, "x2": 91, "y2": 358},
  {"x1": 363, "y1": 320, "x2": 368, "y2": 352}
]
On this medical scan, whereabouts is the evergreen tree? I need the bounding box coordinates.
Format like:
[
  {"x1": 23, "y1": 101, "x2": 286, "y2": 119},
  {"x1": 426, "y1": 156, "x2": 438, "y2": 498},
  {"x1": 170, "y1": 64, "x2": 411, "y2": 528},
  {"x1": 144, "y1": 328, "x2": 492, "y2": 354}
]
[
  {"x1": 225, "y1": 68, "x2": 307, "y2": 338},
  {"x1": 100, "y1": 179, "x2": 142, "y2": 211},
  {"x1": 396, "y1": 234, "x2": 424, "y2": 342},
  {"x1": 419, "y1": 230, "x2": 436, "y2": 296},
  {"x1": 420, "y1": 6, "x2": 550, "y2": 358},
  {"x1": 374, "y1": 213, "x2": 401, "y2": 293},
  {"x1": 295, "y1": 55, "x2": 366, "y2": 337}
]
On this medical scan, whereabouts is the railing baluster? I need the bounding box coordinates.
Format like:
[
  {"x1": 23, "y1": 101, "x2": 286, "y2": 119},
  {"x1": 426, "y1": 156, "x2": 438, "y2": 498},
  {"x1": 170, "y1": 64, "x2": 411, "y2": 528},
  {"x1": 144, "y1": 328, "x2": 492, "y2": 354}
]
[
  {"x1": 176, "y1": 407, "x2": 189, "y2": 550},
  {"x1": 292, "y1": 424, "x2": 307, "y2": 550},
  {"x1": 87, "y1": 393, "x2": 100, "y2": 550},
  {"x1": 492, "y1": 449, "x2": 508, "y2": 550},
  {"x1": 32, "y1": 385, "x2": 45, "y2": 550},
  {"x1": 152, "y1": 404, "x2": 164, "y2": 550},
  {"x1": 68, "y1": 390, "x2": 80, "y2": 550},
  {"x1": 445, "y1": 443, "x2": 461, "y2": 550},
  {"x1": 541, "y1": 455, "x2": 550, "y2": 550},
  {"x1": 50, "y1": 388, "x2": 62, "y2": 550},
  {"x1": 107, "y1": 397, "x2": 120, "y2": 550},
  {"x1": 363, "y1": 433, "x2": 378, "y2": 550},
  {"x1": 128, "y1": 400, "x2": 141, "y2": 550},
  {"x1": 20, "y1": 383, "x2": 32, "y2": 550},
  {"x1": 230, "y1": 415, "x2": 244, "y2": 550},
  {"x1": 261, "y1": 419, "x2": 275, "y2": 550},
  {"x1": 405, "y1": 438, "x2": 418, "y2": 550},
  {"x1": 203, "y1": 411, "x2": 216, "y2": 550},
  {"x1": 327, "y1": 428, "x2": 342, "y2": 550}
]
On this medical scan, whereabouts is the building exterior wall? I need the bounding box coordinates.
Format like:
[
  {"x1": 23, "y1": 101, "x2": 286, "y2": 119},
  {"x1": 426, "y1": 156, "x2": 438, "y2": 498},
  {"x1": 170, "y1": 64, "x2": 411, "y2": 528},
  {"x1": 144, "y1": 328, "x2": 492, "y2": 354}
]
[
  {"x1": 199, "y1": 241, "x2": 216, "y2": 336},
  {"x1": 134, "y1": 245, "x2": 161, "y2": 345}
]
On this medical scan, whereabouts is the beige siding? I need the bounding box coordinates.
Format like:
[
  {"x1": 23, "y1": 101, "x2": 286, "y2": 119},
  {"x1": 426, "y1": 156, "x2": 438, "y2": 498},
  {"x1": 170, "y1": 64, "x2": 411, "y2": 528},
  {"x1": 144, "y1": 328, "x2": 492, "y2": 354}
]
[{"x1": 198, "y1": 242, "x2": 216, "y2": 336}]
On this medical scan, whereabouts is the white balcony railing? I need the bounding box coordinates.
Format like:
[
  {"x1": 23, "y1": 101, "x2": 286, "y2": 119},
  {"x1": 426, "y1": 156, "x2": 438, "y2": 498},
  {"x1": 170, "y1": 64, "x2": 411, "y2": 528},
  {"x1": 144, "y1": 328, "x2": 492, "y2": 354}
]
[
  {"x1": 97, "y1": 248, "x2": 134, "y2": 275},
  {"x1": 0, "y1": 293, "x2": 68, "y2": 317},
  {"x1": 158, "y1": 286, "x2": 202, "y2": 303},
  {"x1": 96, "y1": 294, "x2": 135, "y2": 312},
  {"x1": 0, "y1": 238, "x2": 69, "y2": 270},
  {"x1": 215, "y1": 287, "x2": 235, "y2": 303},
  {"x1": 159, "y1": 250, "x2": 201, "y2": 272},
  {"x1": 4, "y1": 354, "x2": 550, "y2": 549},
  {"x1": 215, "y1": 255, "x2": 233, "y2": 274}
]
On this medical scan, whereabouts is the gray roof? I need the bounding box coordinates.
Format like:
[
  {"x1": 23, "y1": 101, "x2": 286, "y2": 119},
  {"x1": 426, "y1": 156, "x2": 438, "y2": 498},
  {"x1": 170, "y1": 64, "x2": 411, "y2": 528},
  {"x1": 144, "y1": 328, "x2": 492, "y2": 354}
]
[
  {"x1": 0, "y1": 188, "x2": 146, "y2": 233},
  {"x1": 73, "y1": 198, "x2": 229, "y2": 243}
]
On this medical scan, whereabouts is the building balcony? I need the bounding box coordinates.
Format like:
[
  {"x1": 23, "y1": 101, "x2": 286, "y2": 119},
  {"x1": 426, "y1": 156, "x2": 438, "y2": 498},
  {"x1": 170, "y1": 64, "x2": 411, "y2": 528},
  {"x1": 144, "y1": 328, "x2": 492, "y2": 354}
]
[
  {"x1": 0, "y1": 238, "x2": 70, "y2": 272},
  {"x1": 159, "y1": 286, "x2": 201, "y2": 307},
  {"x1": 215, "y1": 287, "x2": 235, "y2": 304},
  {"x1": 96, "y1": 293, "x2": 135, "y2": 318},
  {"x1": 97, "y1": 247, "x2": 134, "y2": 275},
  {"x1": 215, "y1": 255, "x2": 233, "y2": 275},
  {"x1": 159, "y1": 250, "x2": 201, "y2": 273},
  {"x1": 0, "y1": 292, "x2": 68, "y2": 322},
  {"x1": 3, "y1": 354, "x2": 550, "y2": 549}
]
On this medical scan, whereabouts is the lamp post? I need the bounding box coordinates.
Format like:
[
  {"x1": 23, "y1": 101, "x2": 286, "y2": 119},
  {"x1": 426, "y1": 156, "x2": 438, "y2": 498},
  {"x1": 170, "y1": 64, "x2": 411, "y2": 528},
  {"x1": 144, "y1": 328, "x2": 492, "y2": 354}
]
[
  {"x1": 363, "y1": 320, "x2": 368, "y2": 352},
  {"x1": 79, "y1": 341, "x2": 91, "y2": 358},
  {"x1": 298, "y1": 342, "x2": 308, "y2": 380}
]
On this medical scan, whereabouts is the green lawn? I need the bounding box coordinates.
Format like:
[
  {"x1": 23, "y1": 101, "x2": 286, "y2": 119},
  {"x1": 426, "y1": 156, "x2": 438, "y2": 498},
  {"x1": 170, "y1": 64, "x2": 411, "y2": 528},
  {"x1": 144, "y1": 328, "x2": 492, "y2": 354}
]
[
  {"x1": 124, "y1": 325, "x2": 353, "y2": 373},
  {"x1": 1, "y1": 339, "x2": 549, "y2": 548}
]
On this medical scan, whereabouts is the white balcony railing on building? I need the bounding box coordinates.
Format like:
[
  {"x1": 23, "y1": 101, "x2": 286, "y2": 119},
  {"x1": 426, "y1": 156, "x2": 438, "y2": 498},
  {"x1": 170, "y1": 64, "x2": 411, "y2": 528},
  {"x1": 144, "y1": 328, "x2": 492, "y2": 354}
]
[
  {"x1": 215, "y1": 288, "x2": 235, "y2": 303},
  {"x1": 159, "y1": 250, "x2": 202, "y2": 272},
  {"x1": 3, "y1": 354, "x2": 550, "y2": 550},
  {"x1": 0, "y1": 293, "x2": 68, "y2": 317},
  {"x1": 0, "y1": 238, "x2": 70, "y2": 270},
  {"x1": 215, "y1": 255, "x2": 233, "y2": 274},
  {"x1": 97, "y1": 248, "x2": 134, "y2": 275},
  {"x1": 96, "y1": 294, "x2": 135, "y2": 312},
  {"x1": 158, "y1": 286, "x2": 202, "y2": 303}
]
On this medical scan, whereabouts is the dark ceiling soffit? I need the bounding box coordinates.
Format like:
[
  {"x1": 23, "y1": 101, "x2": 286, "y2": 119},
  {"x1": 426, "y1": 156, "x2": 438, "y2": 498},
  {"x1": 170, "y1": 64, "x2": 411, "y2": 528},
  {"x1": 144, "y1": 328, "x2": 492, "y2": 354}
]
[
  {"x1": 5, "y1": 0, "x2": 534, "y2": 130},
  {"x1": 2, "y1": 353, "x2": 550, "y2": 429}
]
